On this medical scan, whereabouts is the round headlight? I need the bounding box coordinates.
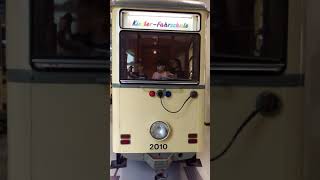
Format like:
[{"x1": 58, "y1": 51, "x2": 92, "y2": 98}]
[{"x1": 150, "y1": 121, "x2": 170, "y2": 141}]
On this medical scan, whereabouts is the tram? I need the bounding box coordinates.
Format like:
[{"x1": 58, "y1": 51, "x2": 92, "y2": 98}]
[{"x1": 111, "y1": 0, "x2": 210, "y2": 175}]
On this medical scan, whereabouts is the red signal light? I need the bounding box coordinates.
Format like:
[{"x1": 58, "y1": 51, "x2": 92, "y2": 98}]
[
  {"x1": 188, "y1": 139, "x2": 198, "y2": 144},
  {"x1": 188, "y1": 134, "x2": 198, "y2": 138},
  {"x1": 120, "y1": 134, "x2": 131, "y2": 139},
  {"x1": 120, "y1": 140, "x2": 131, "y2": 145},
  {"x1": 149, "y1": 91, "x2": 156, "y2": 97}
]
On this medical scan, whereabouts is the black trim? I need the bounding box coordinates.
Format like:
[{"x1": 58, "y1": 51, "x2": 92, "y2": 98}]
[
  {"x1": 119, "y1": 9, "x2": 202, "y2": 32},
  {"x1": 211, "y1": 62, "x2": 286, "y2": 75},
  {"x1": 111, "y1": 0, "x2": 208, "y2": 11},
  {"x1": 112, "y1": 83, "x2": 205, "y2": 89},
  {"x1": 212, "y1": 74, "x2": 304, "y2": 87},
  {"x1": 7, "y1": 69, "x2": 109, "y2": 84},
  {"x1": 7, "y1": 69, "x2": 304, "y2": 87}
]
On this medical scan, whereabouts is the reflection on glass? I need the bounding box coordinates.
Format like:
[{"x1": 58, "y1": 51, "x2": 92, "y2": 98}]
[
  {"x1": 32, "y1": 0, "x2": 108, "y2": 59},
  {"x1": 120, "y1": 31, "x2": 200, "y2": 82},
  {"x1": 213, "y1": 0, "x2": 288, "y2": 60}
]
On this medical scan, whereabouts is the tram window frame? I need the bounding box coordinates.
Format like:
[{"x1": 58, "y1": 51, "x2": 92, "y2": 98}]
[
  {"x1": 119, "y1": 30, "x2": 201, "y2": 85},
  {"x1": 211, "y1": 0, "x2": 289, "y2": 74},
  {"x1": 29, "y1": 0, "x2": 110, "y2": 72}
]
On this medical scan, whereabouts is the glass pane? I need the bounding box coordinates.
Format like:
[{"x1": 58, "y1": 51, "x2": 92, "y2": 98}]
[
  {"x1": 0, "y1": 0, "x2": 5, "y2": 16},
  {"x1": 212, "y1": 0, "x2": 288, "y2": 61},
  {"x1": 31, "y1": 0, "x2": 109, "y2": 59},
  {"x1": 119, "y1": 31, "x2": 200, "y2": 82},
  {"x1": 121, "y1": 10, "x2": 201, "y2": 32}
]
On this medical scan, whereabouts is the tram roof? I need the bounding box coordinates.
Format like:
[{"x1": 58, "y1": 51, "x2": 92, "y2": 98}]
[{"x1": 111, "y1": 0, "x2": 209, "y2": 12}]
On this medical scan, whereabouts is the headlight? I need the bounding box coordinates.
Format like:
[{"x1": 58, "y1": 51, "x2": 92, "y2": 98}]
[{"x1": 150, "y1": 121, "x2": 170, "y2": 141}]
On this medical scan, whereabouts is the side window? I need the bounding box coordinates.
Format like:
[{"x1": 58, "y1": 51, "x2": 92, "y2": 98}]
[
  {"x1": 31, "y1": 0, "x2": 109, "y2": 70},
  {"x1": 212, "y1": 0, "x2": 288, "y2": 73}
]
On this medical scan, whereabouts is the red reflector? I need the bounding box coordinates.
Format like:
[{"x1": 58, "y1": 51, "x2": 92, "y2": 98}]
[
  {"x1": 120, "y1": 140, "x2": 130, "y2": 145},
  {"x1": 149, "y1": 91, "x2": 156, "y2": 97},
  {"x1": 188, "y1": 139, "x2": 198, "y2": 144},
  {"x1": 120, "y1": 134, "x2": 131, "y2": 139},
  {"x1": 188, "y1": 134, "x2": 198, "y2": 138}
]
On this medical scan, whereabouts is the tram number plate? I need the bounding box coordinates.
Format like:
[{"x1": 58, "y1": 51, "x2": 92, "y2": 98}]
[{"x1": 150, "y1": 144, "x2": 168, "y2": 150}]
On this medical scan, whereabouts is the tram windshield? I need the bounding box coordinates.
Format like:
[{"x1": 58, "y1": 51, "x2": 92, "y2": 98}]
[{"x1": 119, "y1": 31, "x2": 200, "y2": 83}]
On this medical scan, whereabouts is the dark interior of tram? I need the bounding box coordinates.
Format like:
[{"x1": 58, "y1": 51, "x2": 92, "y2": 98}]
[
  {"x1": 120, "y1": 32, "x2": 200, "y2": 81},
  {"x1": 32, "y1": 0, "x2": 108, "y2": 59}
]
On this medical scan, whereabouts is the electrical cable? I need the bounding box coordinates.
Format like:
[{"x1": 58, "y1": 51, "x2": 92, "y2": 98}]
[
  {"x1": 113, "y1": 168, "x2": 119, "y2": 177},
  {"x1": 210, "y1": 92, "x2": 281, "y2": 162},
  {"x1": 210, "y1": 108, "x2": 262, "y2": 162},
  {"x1": 160, "y1": 96, "x2": 191, "y2": 114}
]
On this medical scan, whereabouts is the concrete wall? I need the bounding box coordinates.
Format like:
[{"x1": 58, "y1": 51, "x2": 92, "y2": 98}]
[
  {"x1": 211, "y1": 87, "x2": 304, "y2": 180},
  {"x1": 210, "y1": 0, "x2": 305, "y2": 179}
]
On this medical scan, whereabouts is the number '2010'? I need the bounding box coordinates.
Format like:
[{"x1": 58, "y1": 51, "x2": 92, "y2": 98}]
[{"x1": 150, "y1": 144, "x2": 168, "y2": 150}]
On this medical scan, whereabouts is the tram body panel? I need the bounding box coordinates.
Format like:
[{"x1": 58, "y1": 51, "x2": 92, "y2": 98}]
[
  {"x1": 113, "y1": 88, "x2": 205, "y2": 153},
  {"x1": 111, "y1": 5, "x2": 209, "y2": 154}
]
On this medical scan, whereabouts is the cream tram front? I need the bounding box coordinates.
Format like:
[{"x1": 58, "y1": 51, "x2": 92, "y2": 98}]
[{"x1": 111, "y1": 0, "x2": 210, "y2": 175}]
